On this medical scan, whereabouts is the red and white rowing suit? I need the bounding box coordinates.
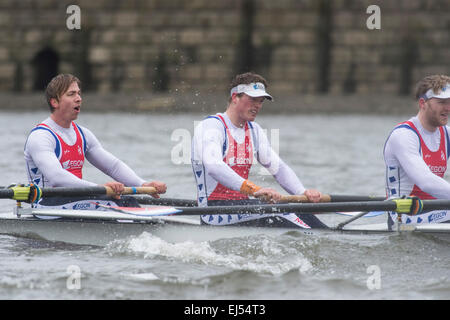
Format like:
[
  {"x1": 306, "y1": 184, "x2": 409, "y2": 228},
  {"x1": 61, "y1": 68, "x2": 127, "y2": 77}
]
[
  {"x1": 24, "y1": 117, "x2": 147, "y2": 211},
  {"x1": 25, "y1": 121, "x2": 86, "y2": 188},
  {"x1": 207, "y1": 114, "x2": 253, "y2": 201},
  {"x1": 384, "y1": 116, "x2": 450, "y2": 225},
  {"x1": 191, "y1": 113, "x2": 312, "y2": 227}
]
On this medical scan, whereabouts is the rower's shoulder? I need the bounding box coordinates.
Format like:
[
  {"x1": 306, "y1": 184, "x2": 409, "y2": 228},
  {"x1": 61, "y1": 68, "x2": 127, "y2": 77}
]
[
  {"x1": 198, "y1": 115, "x2": 226, "y2": 129},
  {"x1": 388, "y1": 125, "x2": 419, "y2": 141}
]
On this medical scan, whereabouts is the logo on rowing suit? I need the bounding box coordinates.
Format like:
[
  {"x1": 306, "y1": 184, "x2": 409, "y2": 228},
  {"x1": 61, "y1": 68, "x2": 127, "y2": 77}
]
[
  {"x1": 78, "y1": 145, "x2": 83, "y2": 155},
  {"x1": 227, "y1": 156, "x2": 252, "y2": 166},
  {"x1": 441, "y1": 150, "x2": 446, "y2": 161},
  {"x1": 428, "y1": 165, "x2": 446, "y2": 174},
  {"x1": 62, "y1": 159, "x2": 84, "y2": 170}
]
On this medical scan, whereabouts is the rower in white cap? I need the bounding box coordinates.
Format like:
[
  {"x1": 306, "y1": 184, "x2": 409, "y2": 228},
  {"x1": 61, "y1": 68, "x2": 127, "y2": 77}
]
[
  {"x1": 191, "y1": 72, "x2": 327, "y2": 228},
  {"x1": 384, "y1": 74, "x2": 450, "y2": 228}
]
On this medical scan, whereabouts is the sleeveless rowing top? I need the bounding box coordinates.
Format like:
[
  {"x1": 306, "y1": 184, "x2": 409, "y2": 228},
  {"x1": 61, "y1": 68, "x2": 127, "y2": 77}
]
[
  {"x1": 26, "y1": 122, "x2": 86, "y2": 187},
  {"x1": 207, "y1": 114, "x2": 253, "y2": 200},
  {"x1": 385, "y1": 120, "x2": 448, "y2": 200},
  {"x1": 191, "y1": 114, "x2": 258, "y2": 206}
]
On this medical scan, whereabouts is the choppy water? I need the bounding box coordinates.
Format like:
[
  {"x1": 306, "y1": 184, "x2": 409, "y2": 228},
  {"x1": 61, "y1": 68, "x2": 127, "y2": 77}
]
[{"x1": 0, "y1": 110, "x2": 449, "y2": 301}]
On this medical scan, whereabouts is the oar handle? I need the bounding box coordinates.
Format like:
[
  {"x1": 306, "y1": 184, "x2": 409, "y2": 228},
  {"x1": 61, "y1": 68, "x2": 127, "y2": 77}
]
[
  {"x1": 279, "y1": 194, "x2": 332, "y2": 203},
  {"x1": 105, "y1": 186, "x2": 158, "y2": 196}
]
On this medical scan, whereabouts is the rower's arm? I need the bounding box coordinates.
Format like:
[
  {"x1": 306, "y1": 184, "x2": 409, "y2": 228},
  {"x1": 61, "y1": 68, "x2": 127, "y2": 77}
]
[
  {"x1": 82, "y1": 127, "x2": 146, "y2": 187},
  {"x1": 254, "y1": 124, "x2": 306, "y2": 195}
]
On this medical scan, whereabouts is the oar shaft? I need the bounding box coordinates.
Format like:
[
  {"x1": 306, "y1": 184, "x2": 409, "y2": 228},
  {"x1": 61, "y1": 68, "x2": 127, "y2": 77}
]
[
  {"x1": 173, "y1": 201, "x2": 399, "y2": 216},
  {"x1": 170, "y1": 199, "x2": 450, "y2": 216},
  {"x1": 422, "y1": 200, "x2": 450, "y2": 212},
  {"x1": 265, "y1": 194, "x2": 386, "y2": 203},
  {"x1": 133, "y1": 194, "x2": 387, "y2": 207},
  {"x1": 0, "y1": 189, "x2": 13, "y2": 199},
  {"x1": 329, "y1": 195, "x2": 387, "y2": 202}
]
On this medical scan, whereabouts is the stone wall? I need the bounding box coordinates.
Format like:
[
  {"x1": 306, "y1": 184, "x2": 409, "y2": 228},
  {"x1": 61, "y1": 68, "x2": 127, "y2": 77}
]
[{"x1": 0, "y1": 0, "x2": 448, "y2": 98}]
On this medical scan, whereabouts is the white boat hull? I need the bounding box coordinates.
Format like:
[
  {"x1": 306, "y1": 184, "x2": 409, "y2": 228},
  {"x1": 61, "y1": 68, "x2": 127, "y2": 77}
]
[
  {"x1": 1, "y1": 208, "x2": 449, "y2": 246},
  {"x1": 0, "y1": 211, "x2": 296, "y2": 245}
]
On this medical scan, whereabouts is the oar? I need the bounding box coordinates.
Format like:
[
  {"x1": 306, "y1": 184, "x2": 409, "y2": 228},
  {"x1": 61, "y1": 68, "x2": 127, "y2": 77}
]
[
  {"x1": 132, "y1": 194, "x2": 387, "y2": 207},
  {"x1": 27, "y1": 198, "x2": 446, "y2": 223},
  {"x1": 163, "y1": 201, "x2": 396, "y2": 216},
  {"x1": 0, "y1": 185, "x2": 158, "y2": 202},
  {"x1": 137, "y1": 197, "x2": 439, "y2": 216}
]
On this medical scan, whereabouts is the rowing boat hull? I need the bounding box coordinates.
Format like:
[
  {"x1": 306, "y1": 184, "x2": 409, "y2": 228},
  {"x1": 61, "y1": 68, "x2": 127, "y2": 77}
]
[
  {"x1": 0, "y1": 212, "x2": 296, "y2": 246},
  {"x1": 0, "y1": 213, "x2": 155, "y2": 246},
  {"x1": 1, "y1": 210, "x2": 449, "y2": 246}
]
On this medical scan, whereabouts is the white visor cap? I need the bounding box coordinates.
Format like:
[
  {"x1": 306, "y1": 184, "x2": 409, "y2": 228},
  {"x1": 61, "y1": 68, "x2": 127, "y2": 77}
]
[
  {"x1": 230, "y1": 82, "x2": 273, "y2": 101},
  {"x1": 422, "y1": 83, "x2": 450, "y2": 100}
]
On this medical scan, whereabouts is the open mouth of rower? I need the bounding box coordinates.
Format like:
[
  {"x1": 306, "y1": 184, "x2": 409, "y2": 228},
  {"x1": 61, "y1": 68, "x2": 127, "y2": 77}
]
[{"x1": 74, "y1": 106, "x2": 81, "y2": 112}]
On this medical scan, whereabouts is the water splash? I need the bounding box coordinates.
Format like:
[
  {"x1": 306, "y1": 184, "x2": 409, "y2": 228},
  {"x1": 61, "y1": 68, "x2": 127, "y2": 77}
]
[{"x1": 107, "y1": 232, "x2": 313, "y2": 276}]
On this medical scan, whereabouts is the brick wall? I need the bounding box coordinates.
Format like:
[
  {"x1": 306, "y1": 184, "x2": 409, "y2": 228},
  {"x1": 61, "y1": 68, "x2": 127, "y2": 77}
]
[{"x1": 0, "y1": 0, "x2": 448, "y2": 96}]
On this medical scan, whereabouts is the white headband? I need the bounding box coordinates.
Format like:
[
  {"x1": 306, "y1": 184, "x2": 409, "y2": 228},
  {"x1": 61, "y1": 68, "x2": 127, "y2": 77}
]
[
  {"x1": 230, "y1": 82, "x2": 273, "y2": 101},
  {"x1": 421, "y1": 84, "x2": 450, "y2": 100}
]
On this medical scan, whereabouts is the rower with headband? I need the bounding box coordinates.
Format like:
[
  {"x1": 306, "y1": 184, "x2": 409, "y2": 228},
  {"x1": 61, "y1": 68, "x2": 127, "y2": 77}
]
[
  {"x1": 384, "y1": 74, "x2": 450, "y2": 228},
  {"x1": 191, "y1": 72, "x2": 327, "y2": 228}
]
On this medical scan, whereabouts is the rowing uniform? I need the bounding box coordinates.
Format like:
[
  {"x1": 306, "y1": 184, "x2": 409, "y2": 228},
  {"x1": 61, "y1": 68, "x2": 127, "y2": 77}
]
[
  {"x1": 384, "y1": 116, "x2": 450, "y2": 227},
  {"x1": 191, "y1": 112, "x2": 327, "y2": 228},
  {"x1": 24, "y1": 117, "x2": 145, "y2": 210}
]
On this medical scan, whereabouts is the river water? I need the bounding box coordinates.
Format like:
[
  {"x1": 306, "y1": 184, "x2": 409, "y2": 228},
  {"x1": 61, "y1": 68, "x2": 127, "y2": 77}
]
[{"x1": 0, "y1": 110, "x2": 449, "y2": 302}]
